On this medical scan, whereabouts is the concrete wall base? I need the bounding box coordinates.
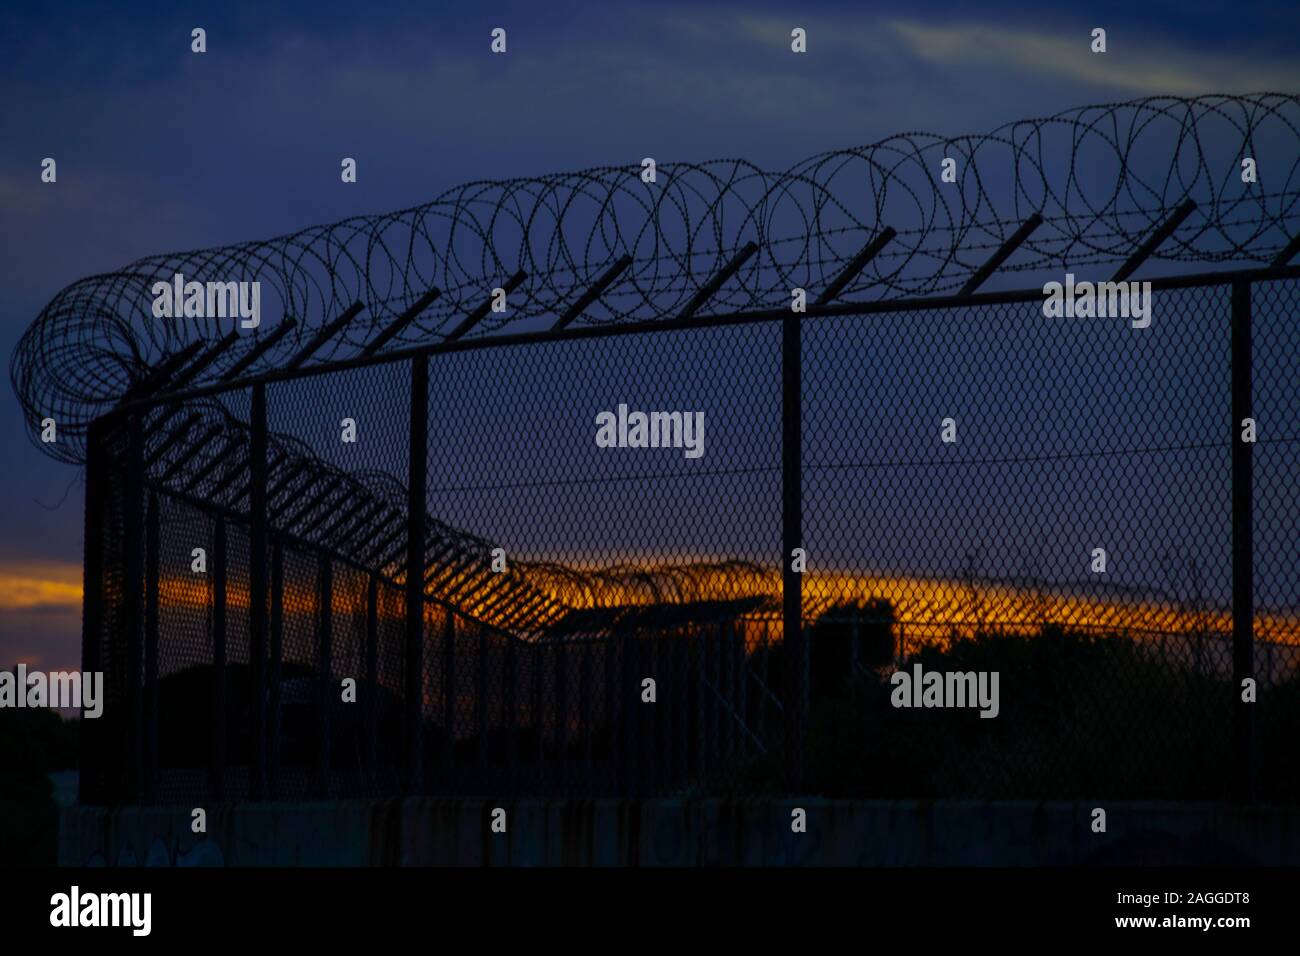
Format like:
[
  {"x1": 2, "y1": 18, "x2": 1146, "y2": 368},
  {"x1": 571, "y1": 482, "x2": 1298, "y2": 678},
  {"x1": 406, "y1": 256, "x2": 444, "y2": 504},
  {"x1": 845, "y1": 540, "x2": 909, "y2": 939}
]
[{"x1": 59, "y1": 799, "x2": 1300, "y2": 867}]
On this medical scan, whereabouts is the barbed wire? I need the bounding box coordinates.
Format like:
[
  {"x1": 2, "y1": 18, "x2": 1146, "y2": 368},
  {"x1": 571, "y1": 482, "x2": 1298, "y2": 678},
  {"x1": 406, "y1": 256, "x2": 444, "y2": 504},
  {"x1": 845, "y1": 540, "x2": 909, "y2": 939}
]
[
  {"x1": 123, "y1": 398, "x2": 775, "y2": 633},
  {"x1": 13, "y1": 93, "x2": 1300, "y2": 464},
  {"x1": 13, "y1": 93, "x2": 1300, "y2": 626}
]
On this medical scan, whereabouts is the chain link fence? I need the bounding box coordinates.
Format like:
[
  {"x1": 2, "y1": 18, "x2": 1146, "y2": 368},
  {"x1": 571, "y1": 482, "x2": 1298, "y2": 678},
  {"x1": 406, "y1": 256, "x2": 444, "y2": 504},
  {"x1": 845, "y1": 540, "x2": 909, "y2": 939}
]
[{"x1": 80, "y1": 273, "x2": 1300, "y2": 805}]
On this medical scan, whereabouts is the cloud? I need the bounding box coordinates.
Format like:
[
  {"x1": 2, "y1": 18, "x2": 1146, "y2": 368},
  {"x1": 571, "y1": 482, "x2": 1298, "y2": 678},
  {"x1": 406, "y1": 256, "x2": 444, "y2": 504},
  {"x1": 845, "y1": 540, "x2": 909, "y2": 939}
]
[
  {"x1": 0, "y1": 562, "x2": 82, "y2": 673},
  {"x1": 885, "y1": 19, "x2": 1300, "y2": 96},
  {"x1": 0, "y1": 561, "x2": 82, "y2": 673},
  {"x1": 0, "y1": 561, "x2": 82, "y2": 611}
]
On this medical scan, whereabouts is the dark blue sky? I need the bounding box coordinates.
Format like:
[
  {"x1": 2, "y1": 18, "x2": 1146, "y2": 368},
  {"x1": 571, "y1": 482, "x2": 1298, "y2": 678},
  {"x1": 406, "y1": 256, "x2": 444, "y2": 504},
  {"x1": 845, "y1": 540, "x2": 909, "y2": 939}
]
[{"x1": 3, "y1": 0, "x2": 1298, "y2": 669}]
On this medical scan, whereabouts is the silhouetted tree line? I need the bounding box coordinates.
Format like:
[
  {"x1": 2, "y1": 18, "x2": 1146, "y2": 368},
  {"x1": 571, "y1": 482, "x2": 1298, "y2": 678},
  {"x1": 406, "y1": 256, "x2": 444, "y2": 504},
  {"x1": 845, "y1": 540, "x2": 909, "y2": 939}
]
[
  {"x1": 0, "y1": 703, "x2": 77, "y2": 865},
  {"x1": 718, "y1": 617, "x2": 1300, "y2": 803},
  {"x1": 91, "y1": 602, "x2": 1300, "y2": 805}
]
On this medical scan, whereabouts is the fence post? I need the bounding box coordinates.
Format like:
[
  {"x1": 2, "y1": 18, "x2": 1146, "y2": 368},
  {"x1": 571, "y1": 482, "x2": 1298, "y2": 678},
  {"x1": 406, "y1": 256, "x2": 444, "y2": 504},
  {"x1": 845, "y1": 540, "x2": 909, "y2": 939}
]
[
  {"x1": 406, "y1": 353, "x2": 429, "y2": 793},
  {"x1": 695, "y1": 633, "x2": 706, "y2": 780},
  {"x1": 758, "y1": 622, "x2": 770, "y2": 744},
  {"x1": 718, "y1": 625, "x2": 731, "y2": 761},
  {"x1": 623, "y1": 634, "x2": 637, "y2": 794},
  {"x1": 211, "y1": 515, "x2": 227, "y2": 802},
  {"x1": 604, "y1": 635, "x2": 618, "y2": 790},
  {"x1": 503, "y1": 635, "x2": 517, "y2": 790},
  {"x1": 317, "y1": 553, "x2": 333, "y2": 798},
  {"x1": 736, "y1": 626, "x2": 747, "y2": 760},
  {"x1": 668, "y1": 633, "x2": 680, "y2": 786},
  {"x1": 712, "y1": 624, "x2": 722, "y2": 764},
  {"x1": 727, "y1": 624, "x2": 739, "y2": 758},
  {"x1": 782, "y1": 309, "x2": 806, "y2": 790},
  {"x1": 365, "y1": 575, "x2": 379, "y2": 791},
  {"x1": 122, "y1": 411, "x2": 145, "y2": 804},
  {"x1": 80, "y1": 418, "x2": 107, "y2": 805},
  {"x1": 1230, "y1": 278, "x2": 1255, "y2": 803},
  {"x1": 654, "y1": 636, "x2": 666, "y2": 791},
  {"x1": 476, "y1": 626, "x2": 488, "y2": 778},
  {"x1": 556, "y1": 639, "x2": 568, "y2": 791},
  {"x1": 248, "y1": 382, "x2": 268, "y2": 800},
  {"x1": 635, "y1": 636, "x2": 648, "y2": 795},
  {"x1": 443, "y1": 612, "x2": 457, "y2": 789},
  {"x1": 143, "y1": 490, "x2": 160, "y2": 803},
  {"x1": 532, "y1": 641, "x2": 544, "y2": 790},
  {"x1": 269, "y1": 540, "x2": 283, "y2": 798},
  {"x1": 581, "y1": 641, "x2": 594, "y2": 783}
]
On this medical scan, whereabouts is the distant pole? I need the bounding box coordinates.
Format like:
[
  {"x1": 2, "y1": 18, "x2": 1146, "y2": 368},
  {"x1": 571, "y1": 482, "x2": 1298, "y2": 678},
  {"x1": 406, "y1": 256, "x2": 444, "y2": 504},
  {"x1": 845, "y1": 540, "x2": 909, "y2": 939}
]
[
  {"x1": 782, "y1": 310, "x2": 805, "y2": 790},
  {"x1": 1230, "y1": 279, "x2": 1255, "y2": 803}
]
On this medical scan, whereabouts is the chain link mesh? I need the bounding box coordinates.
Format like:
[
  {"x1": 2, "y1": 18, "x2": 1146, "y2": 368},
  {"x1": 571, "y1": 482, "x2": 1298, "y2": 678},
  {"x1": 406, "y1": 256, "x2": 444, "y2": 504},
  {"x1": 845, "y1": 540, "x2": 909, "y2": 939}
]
[{"x1": 80, "y1": 277, "x2": 1300, "y2": 805}]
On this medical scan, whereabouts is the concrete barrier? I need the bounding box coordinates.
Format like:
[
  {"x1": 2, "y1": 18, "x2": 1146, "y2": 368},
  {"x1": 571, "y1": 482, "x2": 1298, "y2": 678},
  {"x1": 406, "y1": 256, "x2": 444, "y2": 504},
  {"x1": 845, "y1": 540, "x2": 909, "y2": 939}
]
[{"x1": 59, "y1": 798, "x2": 1300, "y2": 866}]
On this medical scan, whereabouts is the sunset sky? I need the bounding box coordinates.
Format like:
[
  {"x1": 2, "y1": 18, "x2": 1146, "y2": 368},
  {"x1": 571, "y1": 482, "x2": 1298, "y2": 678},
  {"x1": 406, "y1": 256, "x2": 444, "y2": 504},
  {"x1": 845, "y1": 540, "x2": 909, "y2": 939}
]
[{"x1": 3, "y1": 0, "x2": 1299, "y2": 673}]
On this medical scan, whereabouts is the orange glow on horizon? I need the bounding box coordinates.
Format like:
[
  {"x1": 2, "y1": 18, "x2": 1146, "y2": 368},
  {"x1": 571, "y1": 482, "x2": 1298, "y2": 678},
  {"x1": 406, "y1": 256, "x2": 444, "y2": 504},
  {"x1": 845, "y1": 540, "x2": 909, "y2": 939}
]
[
  {"x1": 153, "y1": 567, "x2": 1300, "y2": 647},
  {"x1": 3, "y1": 561, "x2": 1297, "y2": 649}
]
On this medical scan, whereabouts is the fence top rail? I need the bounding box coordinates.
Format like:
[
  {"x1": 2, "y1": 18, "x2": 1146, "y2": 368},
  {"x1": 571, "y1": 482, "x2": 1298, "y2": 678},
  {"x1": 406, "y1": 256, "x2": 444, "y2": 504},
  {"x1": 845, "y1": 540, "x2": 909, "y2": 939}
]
[{"x1": 105, "y1": 261, "x2": 1300, "y2": 417}]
